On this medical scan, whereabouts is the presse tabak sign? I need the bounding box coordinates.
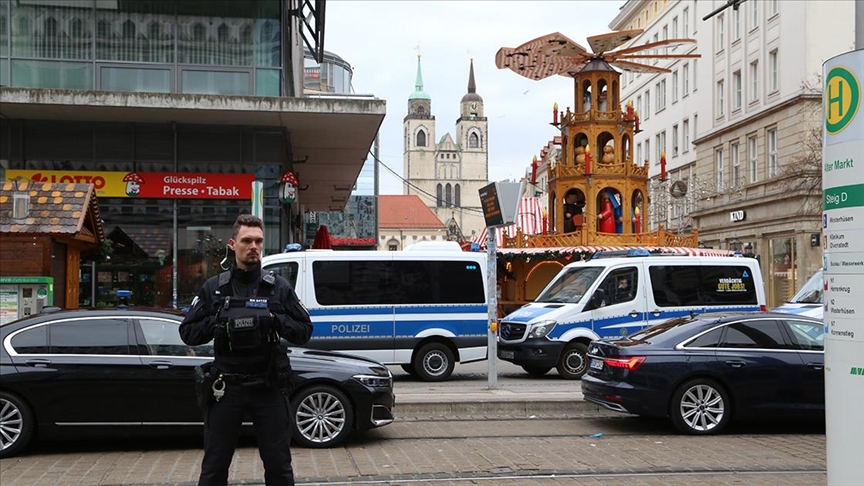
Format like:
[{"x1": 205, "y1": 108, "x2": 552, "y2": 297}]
[{"x1": 9, "y1": 170, "x2": 255, "y2": 199}]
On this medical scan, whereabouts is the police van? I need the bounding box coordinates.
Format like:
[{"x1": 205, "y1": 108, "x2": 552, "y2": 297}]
[
  {"x1": 261, "y1": 242, "x2": 488, "y2": 381},
  {"x1": 772, "y1": 269, "x2": 823, "y2": 319},
  {"x1": 497, "y1": 249, "x2": 767, "y2": 379}
]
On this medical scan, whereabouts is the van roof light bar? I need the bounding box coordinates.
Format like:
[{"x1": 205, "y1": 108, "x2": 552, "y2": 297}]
[{"x1": 592, "y1": 249, "x2": 653, "y2": 259}]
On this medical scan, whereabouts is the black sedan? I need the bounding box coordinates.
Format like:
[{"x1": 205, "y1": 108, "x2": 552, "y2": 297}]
[
  {"x1": 0, "y1": 308, "x2": 395, "y2": 458},
  {"x1": 582, "y1": 312, "x2": 824, "y2": 435}
]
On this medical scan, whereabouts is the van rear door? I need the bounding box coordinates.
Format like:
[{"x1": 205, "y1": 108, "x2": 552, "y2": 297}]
[{"x1": 589, "y1": 263, "x2": 647, "y2": 339}]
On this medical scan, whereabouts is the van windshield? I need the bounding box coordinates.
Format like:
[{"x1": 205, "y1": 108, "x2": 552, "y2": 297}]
[
  {"x1": 535, "y1": 267, "x2": 602, "y2": 304},
  {"x1": 789, "y1": 271, "x2": 823, "y2": 304}
]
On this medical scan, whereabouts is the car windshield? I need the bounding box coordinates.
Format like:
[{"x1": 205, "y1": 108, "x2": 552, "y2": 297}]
[
  {"x1": 535, "y1": 267, "x2": 602, "y2": 304},
  {"x1": 627, "y1": 316, "x2": 695, "y2": 342},
  {"x1": 788, "y1": 271, "x2": 823, "y2": 304}
]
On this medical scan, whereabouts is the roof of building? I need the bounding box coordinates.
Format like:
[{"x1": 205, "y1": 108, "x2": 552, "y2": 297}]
[
  {"x1": 378, "y1": 195, "x2": 446, "y2": 229},
  {"x1": 0, "y1": 180, "x2": 104, "y2": 243},
  {"x1": 461, "y1": 59, "x2": 483, "y2": 103},
  {"x1": 408, "y1": 56, "x2": 431, "y2": 100}
]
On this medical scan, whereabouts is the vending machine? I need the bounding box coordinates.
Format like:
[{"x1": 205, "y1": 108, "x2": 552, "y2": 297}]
[{"x1": 0, "y1": 276, "x2": 54, "y2": 324}]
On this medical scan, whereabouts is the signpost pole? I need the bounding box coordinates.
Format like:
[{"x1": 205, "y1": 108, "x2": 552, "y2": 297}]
[
  {"x1": 823, "y1": 47, "x2": 863, "y2": 486},
  {"x1": 487, "y1": 226, "x2": 498, "y2": 390}
]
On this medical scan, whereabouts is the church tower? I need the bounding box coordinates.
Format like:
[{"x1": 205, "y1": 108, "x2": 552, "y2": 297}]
[{"x1": 403, "y1": 58, "x2": 489, "y2": 240}]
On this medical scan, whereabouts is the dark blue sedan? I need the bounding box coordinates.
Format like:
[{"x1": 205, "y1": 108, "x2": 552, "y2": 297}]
[{"x1": 581, "y1": 312, "x2": 824, "y2": 434}]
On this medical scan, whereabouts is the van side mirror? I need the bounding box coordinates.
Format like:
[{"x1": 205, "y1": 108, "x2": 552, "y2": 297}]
[{"x1": 585, "y1": 288, "x2": 606, "y2": 310}]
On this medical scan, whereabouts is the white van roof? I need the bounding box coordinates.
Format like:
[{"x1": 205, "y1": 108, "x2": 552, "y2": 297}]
[{"x1": 403, "y1": 241, "x2": 464, "y2": 252}]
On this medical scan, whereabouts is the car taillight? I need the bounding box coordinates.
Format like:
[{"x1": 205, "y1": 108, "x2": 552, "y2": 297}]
[{"x1": 603, "y1": 356, "x2": 646, "y2": 371}]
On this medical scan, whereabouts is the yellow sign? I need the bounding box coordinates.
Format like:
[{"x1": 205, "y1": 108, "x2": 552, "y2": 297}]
[{"x1": 825, "y1": 66, "x2": 860, "y2": 135}]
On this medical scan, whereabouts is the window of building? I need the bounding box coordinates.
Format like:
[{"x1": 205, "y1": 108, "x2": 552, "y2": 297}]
[
  {"x1": 436, "y1": 184, "x2": 443, "y2": 207},
  {"x1": 644, "y1": 90, "x2": 651, "y2": 120},
  {"x1": 657, "y1": 131, "x2": 666, "y2": 164},
  {"x1": 636, "y1": 95, "x2": 642, "y2": 117},
  {"x1": 768, "y1": 128, "x2": 778, "y2": 177},
  {"x1": 693, "y1": 114, "x2": 698, "y2": 139},
  {"x1": 100, "y1": 66, "x2": 171, "y2": 93},
  {"x1": 416, "y1": 129, "x2": 427, "y2": 147},
  {"x1": 732, "y1": 70, "x2": 742, "y2": 110},
  {"x1": 751, "y1": 0, "x2": 759, "y2": 30},
  {"x1": 733, "y1": 9, "x2": 741, "y2": 40},
  {"x1": 717, "y1": 14, "x2": 725, "y2": 50},
  {"x1": 672, "y1": 70, "x2": 679, "y2": 103},
  {"x1": 656, "y1": 80, "x2": 666, "y2": 112},
  {"x1": 770, "y1": 0, "x2": 779, "y2": 17},
  {"x1": 445, "y1": 183, "x2": 452, "y2": 206},
  {"x1": 672, "y1": 124, "x2": 679, "y2": 157},
  {"x1": 717, "y1": 79, "x2": 725, "y2": 117},
  {"x1": 716, "y1": 148, "x2": 725, "y2": 190},
  {"x1": 468, "y1": 132, "x2": 480, "y2": 148},
  {"x1": 769, "y1": 50, "x2": 779, "y2": 92},
  {"x1": 731, "y1": 142, "x2": 740, "y2": 187},
  {"x1": 637, "y1": 143, "x2": 643, "y2": 165},
  {"x1": 683, "y1": 7, "x2": 690, "y2": 35},
  {"x1": 455, "y1": 184, "x2": 461, "y2": 207},
  {"x1": 682, "y1": 119, "x2": 690, "y2": 153},
  {"x1": 682, "y1": 63, "x2": 689, "y2": 96},
  {"x1": 662, "y1": 24, "x2": 668, "y2": 41},
  {"x1": 645, "y1": 139, "x2": 651, "y2": 165},
  {"x1": 693, "y1": 59, "x2": 698, "y2": 91},
  {"x1": 748, "y1": 135, "x2": 758, "y2": 183},
  {"x1": 672, "y1": 16, "x2": 678, "y2": 39},
  {"x1": 749, "y1": 60, "x2": 759, "y2": 102}
]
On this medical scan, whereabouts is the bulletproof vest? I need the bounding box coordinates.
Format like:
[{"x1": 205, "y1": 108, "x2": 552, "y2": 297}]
[{"x1": 212, "y1": 270, "x2": 278, "y2": 373}]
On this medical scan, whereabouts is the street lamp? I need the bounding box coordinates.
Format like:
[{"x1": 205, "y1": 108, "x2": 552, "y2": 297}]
[{"x1": 730, "y1": 237, "x2": 742, "y2": 253}]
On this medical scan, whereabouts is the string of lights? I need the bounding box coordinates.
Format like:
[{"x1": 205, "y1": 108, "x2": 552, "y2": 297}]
[{"x1": 368, "y1": 149, "x2": 487, "y2": 215}]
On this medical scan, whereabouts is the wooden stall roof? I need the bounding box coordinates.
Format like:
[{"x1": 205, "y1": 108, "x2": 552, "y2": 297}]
[{"x1": 0, "y1": 180, "x2": 105, "y2": 244}]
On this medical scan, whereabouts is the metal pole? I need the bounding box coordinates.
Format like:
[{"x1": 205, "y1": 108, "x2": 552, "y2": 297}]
[
  {"x1": 172, "y1": 122, "x2": 178, "y2": 309},
  {"x1": 857, "y1": 0, "x2": 863, "y2": 49},
  {"x1": 486, "y1": 226, "x2": 498, "y2": 389}
]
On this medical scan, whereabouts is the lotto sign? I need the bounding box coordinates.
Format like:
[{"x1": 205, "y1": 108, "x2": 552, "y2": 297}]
[
  {"x1": 8, "y1": 170, "x2": 255, "y2": 199},
  {"x1": 825, "y1": 66, "x2": 860, "y2": 135}
]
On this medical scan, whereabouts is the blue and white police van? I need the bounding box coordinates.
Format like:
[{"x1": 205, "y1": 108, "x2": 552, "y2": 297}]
[
  {"x1": 262, "y1": 242, "x2": 488, "y2": 381},
  {"x1": 772, "y1": 269, "x2": 823, "y2": 319},
  {"x1": 497, "y1": 249, "x2": 767, "y2": 379}
]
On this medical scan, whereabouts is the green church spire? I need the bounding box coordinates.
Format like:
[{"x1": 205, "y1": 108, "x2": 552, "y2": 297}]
[{"x1": 409, "y1": 55, "x2": 431, "y2": 100}]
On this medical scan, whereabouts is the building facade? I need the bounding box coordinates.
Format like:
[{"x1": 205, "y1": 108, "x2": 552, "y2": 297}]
[
  {"x1": 403, "y1": 57, "x2": 488, "y2": 240},
  {"x1": 611, "y1": 0, "x2": 854, "y2": 307},
  {"x1": 0, "y1": 0, "x2": 384, "y2": 308}
]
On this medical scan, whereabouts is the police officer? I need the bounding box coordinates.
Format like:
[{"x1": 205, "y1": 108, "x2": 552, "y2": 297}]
[{"x1": 180, "y1": 214, "x2": 312, "y2": 486}]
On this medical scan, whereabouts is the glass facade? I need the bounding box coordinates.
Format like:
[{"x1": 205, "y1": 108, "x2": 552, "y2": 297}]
[{"x1": 0, "y1": 0, "x2": 282, "y2": 95}]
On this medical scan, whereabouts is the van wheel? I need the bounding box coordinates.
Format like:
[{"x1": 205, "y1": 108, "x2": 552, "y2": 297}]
[
  {"x1": 413, "y1": 343, "x2": 455, "y2": 382},
  {"x1": 556, "y1": 342, "x2": 589, "y2": 380},
  {"x1": 400, "y1": 364, "x2": 418, "y2": 377},
  {"x1": 522, "y1": 365, "x2": 551, "y2": 377},
  {"x1": 0, "y1": 391, "x2": 36, "y2": 459}
]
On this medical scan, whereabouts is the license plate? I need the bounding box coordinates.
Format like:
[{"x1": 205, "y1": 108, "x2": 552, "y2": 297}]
[
  {"x1": 500, "y1": 350, "x2": 515, "y2": 360},
  {"x1": 589, "y1": 358, "x2": 604, "y2": 371}
]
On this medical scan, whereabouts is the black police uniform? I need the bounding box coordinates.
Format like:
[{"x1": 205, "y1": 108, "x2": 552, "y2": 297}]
[{"x1": 179, "y1": 263, "x2": 312, "y2": 486}]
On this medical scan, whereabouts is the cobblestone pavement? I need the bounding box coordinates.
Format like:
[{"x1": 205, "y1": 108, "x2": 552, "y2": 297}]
[{"x1": 0, "y1": 417, "x2": 827, "y2": 486}]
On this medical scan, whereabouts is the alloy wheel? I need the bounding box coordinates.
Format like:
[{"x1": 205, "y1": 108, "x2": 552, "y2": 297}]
[
  {"x1": 295, "y1": 390, "x2": 347, "y2": 445},
  {"x1": 679, "y1": 384, "x2": 725, "y2": 432}
]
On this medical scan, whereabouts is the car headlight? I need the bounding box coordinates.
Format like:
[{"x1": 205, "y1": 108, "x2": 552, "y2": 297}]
[
  {"x1": 528, "y1": 320, "x2": 557, "y2": 339},
  {"x1": 353, "y1": 374, "x2": 392, "y2": 390}
]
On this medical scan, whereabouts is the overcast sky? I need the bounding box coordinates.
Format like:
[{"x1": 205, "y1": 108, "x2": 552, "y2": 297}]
[{"x1": 324, "y1": 1, "x2": 624, "y2": 195}]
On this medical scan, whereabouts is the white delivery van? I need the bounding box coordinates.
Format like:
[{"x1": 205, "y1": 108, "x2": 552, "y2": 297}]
[
  {"x1": 497, "y1": 249, "x2": 767, "y2": 379},
  {"x1": 772, "y1": 269, "x2": 824, "y2": 319},
  {"x1": 261, "y1": 242, "x2": 488, "y2": 381}
]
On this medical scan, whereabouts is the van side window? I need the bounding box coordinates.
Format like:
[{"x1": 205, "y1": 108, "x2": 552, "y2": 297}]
[
  {"x1": 313, "y1": 261, "x2": 389, "y2": 306},
  {"x1": 649, "y1": 266, "x2": 700, "y2": 307},
  {"x1": 312, "y1": 260, "x2": 485, "y2": 306},
  {"x1": 597, "y1": 267, "x2": 638, "y2": 305},
  {"x1": 267, "y1": 261, "x2": 299, "y2": 288},
  {"x1": 699, "y1": 265, "x2": 757, "y2": 305}
]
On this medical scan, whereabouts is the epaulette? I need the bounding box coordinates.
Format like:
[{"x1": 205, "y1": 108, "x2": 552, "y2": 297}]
[{"x1": 217, "y1": 270, "x2": 232, "y2": 287}]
